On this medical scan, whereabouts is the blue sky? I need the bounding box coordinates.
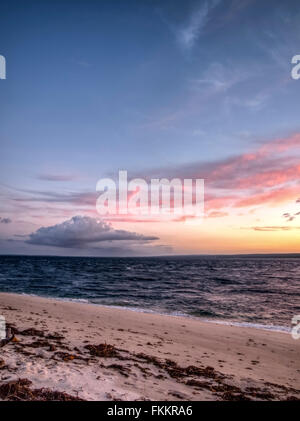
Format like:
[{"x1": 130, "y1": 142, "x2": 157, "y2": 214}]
[{"x1": 1, "y1": 0, "x2": 300, "y2": 255}]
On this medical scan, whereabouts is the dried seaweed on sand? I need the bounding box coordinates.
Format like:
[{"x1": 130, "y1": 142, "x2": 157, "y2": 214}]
[{"x1": 0, "y1": 378, "x2": 84, "y2": 401}]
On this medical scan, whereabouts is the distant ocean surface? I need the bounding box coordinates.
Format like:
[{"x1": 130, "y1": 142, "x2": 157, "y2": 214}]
[{"x1": 0, "y1": 255, "x2": 299, "y2": 332}]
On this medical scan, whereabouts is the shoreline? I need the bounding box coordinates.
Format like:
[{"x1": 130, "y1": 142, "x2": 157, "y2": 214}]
[
  {"x1": 0, "y1": 292, "x2": 299, "y2": 401},
  {"x1": 1, "y1": 291, "x2": 291, "y2": 335}
]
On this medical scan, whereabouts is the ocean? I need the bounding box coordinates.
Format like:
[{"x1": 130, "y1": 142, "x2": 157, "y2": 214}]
[{"x1": 0, "y1": 255, "x2": 299, "y2": 332}]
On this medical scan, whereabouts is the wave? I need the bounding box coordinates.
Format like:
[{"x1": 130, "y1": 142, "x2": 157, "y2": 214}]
[{"x1": 15, "y1": 291, "x2": 291, "y2": 334}]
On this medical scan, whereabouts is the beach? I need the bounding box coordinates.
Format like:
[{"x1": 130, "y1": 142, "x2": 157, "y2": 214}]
[{"x1": 0, "y1": 292, "x2": 299, "y2": 401}]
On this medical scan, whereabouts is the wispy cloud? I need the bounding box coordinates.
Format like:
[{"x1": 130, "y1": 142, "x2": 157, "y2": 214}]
[
  {"x1": 3, "y1": 133, "x2": 300, "y2": 225},
  {"x1": 177, "y1": 0, "x2": 221, "y2": 50},
  {"x1": 7, "y1": 187, "x2": 96, "y2": 206},
  {"x1": 189, "y1": 61, "x2": 255, "y2": 98},
  {"x1": 135, "y1": 132, "x2": 300, "y2": 216},
  {"x1": 249, "y1": 226, "x2": 300, "y2": 232},
  {"x1": 224, "y1": 93, "x2": 269, "y2": 112},
  {"x1": 37, "y1": 174, "x2": 77, "y2": 182}
]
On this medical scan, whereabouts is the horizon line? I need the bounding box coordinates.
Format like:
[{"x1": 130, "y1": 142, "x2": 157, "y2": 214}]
[{"x1": 1, "y1": 252, "x2": 300, "y2": 259}]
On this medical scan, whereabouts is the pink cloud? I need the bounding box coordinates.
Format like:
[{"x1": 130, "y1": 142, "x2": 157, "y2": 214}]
[
  {"x1": 3, "y1": 132, "x2": 300, "y2": 224},
  {"x1": 234, "y1": 185, "x2": 300, "y2": 208},
  {"x1": 207, "y1": 211, "x2": 228, "y2": 218},
  {"x1": 200, "y1": 133, "x2": 300, "y2": 212}
]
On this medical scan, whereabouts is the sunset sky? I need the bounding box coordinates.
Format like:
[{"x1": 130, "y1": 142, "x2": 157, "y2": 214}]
[{"x1": 1, "y1": 0, "x2": 300, "y2": 256}]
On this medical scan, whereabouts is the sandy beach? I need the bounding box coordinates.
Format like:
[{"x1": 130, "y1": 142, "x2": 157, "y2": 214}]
[{"x1": 0, "y1": 292, "x2": 299, "y2": 401}]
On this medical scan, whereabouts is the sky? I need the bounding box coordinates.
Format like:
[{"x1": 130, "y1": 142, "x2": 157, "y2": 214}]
[{"x1": 1, "y1": 0, "x2": 300, "y2": 256}]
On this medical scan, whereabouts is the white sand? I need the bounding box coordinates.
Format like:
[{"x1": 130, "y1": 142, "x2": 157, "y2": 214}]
[{"x1": 0, "y1": 293, "x2": 299, "y2": 401}]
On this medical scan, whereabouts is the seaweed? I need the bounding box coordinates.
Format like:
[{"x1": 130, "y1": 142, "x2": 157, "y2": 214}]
[
  {"x1": 0, "y1": 378, "x2": 84, "y2": 401},
  {"x1": 85, "y1": 343, "x2": 119, "y2": 358},
  {"x1": 19, "y1": 328, "x2": 44, "y2": 337},
  {"x1": 106, "y1": 364, "x2": 131, "y2": 377},
  {"x1": 0, "y1": 358, "x2": 7, "y2": 370}
]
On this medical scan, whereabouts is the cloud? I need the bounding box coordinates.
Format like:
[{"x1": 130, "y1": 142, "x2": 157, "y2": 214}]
[
  {"x1": 3, "y1": 132, "x2": 300, "y2": 224},
  {"x1": 207, "y1": 211, "x2": 228, "y2": 218},
  {"x1": 37, "y1": 174, "x2": 76, "y2": 182},
  {"x1": 190, "y1": 62, "x2": 249, "y2": 94},
  {"x1": 9, "y1": 188, "x2": 96, "y2": 206},
  {"x1": 250, "y1": 226, "x2": 300, "y2": 232},
  {"x1": 0, "y1": 217, "x2": 12, "y2": 224},
  {"x1": 142, "y1": 132, "x2": 300, "y2": 214},
  {"x1": 225, "y1": 93, "x2": 268, "y2": 112},
  {"x1": 177, "y1": 0, "x2": 221, "y2": 50},
  {"x1": 234, "y1": 186, "x2": 300, "y2": 208},
  {"x1": 282, "y1": 208, "x2": 300, "y2": 222},
  {"x1": 26, "y1": 216, "x2": 159, "y2": 248}
]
